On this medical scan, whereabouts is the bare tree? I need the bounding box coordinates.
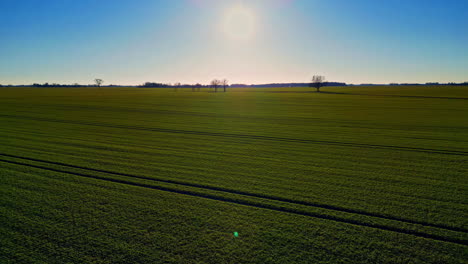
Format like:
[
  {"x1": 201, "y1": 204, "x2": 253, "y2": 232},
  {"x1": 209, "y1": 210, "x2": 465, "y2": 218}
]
[
  {"x1": 194, "y1": 83, "x2": 202, "y2": 92},
  {"x1": 221, "y1": 79, "x2": 228, "y2": 92},
  {"x1": 310, "y1": 75, "x2": 325, "y2": 92},
  {"x1": 95, "y1": 79, "x2": 103, "y2": 87},
  {"x1": 174, "y1": 82, "x2": 181, "y2": 92},
  {"x1": 210, "y1": 79, "x2": 220, "y2": 92}
]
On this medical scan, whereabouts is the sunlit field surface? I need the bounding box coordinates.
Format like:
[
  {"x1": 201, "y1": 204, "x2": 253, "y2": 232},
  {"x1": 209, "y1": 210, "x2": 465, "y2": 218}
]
[{"x1": 1, "y1": 86, "x2": 467, "y2": 263}]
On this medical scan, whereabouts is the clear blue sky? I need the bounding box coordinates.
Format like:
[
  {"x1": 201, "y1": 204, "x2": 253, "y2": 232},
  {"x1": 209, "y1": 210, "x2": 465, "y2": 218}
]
[{"x1": 1, "y1": 0, "x2": 467, "y2": 85}]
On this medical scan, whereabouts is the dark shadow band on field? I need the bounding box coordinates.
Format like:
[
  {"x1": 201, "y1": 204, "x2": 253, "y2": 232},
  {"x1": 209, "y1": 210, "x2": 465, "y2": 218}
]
[
  {"x1": 1, "y1": 153, "x2": 467, "y2": 241},
  {"x1": 319, "y1": 91, "x2": 468, "y2": 100},
  {"x1": 1, "y1": 157, "x2": 466, "y2": 246},
  {"x1": 0, "y1": 114, "x2": 467, "y2": 156},
  {"x1": 245, "y1": 90, "x2": 468, "y2": 100},
  {"x1": 257, "y1": 91, "x2": 315, "y2": 93}
]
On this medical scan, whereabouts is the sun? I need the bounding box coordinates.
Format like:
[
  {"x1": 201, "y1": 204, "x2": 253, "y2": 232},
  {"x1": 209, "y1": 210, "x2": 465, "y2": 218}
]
[{"x1": 222, "y1": 4, "x2": 256, "y2": 40}]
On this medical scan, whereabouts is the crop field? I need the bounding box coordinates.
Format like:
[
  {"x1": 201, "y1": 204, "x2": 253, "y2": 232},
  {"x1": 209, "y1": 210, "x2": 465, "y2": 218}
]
[{"x1": 0, "y1": 86, "x2": 467, "y2": 263}]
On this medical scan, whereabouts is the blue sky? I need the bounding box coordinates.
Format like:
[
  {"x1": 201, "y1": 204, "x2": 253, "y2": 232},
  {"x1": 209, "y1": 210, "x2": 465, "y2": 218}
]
[{"x1": 1, "y1": 0, "x2": 467, "y2": 85}]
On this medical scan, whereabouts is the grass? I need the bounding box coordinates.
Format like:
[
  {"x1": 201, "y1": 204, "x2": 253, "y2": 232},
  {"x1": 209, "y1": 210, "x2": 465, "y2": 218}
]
[{"x1": 1, "y1": 85, "x2": 467, "y2": 263}]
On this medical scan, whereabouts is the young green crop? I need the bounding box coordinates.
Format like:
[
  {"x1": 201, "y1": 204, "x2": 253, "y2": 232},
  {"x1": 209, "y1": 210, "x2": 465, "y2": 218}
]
[{"x1": 1, "y1": 86, "x2": 467, "y2": 263}]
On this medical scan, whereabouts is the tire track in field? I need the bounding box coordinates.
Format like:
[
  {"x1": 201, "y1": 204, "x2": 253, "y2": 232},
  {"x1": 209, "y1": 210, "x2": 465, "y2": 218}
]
[
  {"x1": 0, "y1": 157, "x2": 467, "y2": 246},
  {"x1": 318, "y1": 91, "x2": 468, "y2": 100},
  {"x1": 0, "y1": 114, "x2": 467, "y2": 156},
  {"x1": 3, "y1": 139, "x2": 467, "y2": 207},
  {"x1": 1, "y1": 153, "x2": 467, "y2": 235}
]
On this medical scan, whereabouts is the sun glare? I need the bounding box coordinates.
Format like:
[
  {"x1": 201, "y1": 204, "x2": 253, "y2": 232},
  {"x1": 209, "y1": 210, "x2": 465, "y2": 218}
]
[{"x1": 222, "y1": 4, "x2": 256, "y2": 40}]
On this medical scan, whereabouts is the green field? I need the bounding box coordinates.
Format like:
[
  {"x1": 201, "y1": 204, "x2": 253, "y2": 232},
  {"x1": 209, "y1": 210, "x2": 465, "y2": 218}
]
[{"x1": 1, "y1": 86, "x2": 467, "y2": 263}]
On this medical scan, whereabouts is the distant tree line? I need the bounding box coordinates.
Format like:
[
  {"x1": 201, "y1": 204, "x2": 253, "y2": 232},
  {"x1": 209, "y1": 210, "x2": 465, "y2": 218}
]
[
  {"x1": 230, "y1": 82, "x2": 347, "y2": 88},
  {"x1": 139, "y1": 82, "x2": 172, "y2": 88},
  {"x1": 388, "y1": 82, "x2": 468, "y2": 86},
  {"x1": 2, "y1": 81, "x2": 467, "y2": 88},
  {"x1": 30, "y1": 83, "x2": 103, "y2": 87},
  {"x1": 139, "y1": 79, "x2": 229, "y2": 92},
  {"x1": 139, "y1": 82, "x2": 206, "y2": 89}
]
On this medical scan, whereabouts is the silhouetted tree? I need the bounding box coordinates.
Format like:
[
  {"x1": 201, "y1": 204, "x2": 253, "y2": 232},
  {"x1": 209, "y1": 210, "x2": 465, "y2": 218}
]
[
  {"x1": 310, "y1": 75, "x2": 325, "y2": 92},
  {"x1": 174, "y1": 82, "x2": 181, "y2": 92},
  {"x1": 211, "y1": 79, "x2": 221, "y2": 92},
  {"x1": 193, "y1": 83, "x2": 202, "y2": 92},
  {"x1": 221, "y1": 79, "x2": 228, "y2": 92},
  {"x1": 95, "y1": 79, "x2": 103, "y2": 87}
]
